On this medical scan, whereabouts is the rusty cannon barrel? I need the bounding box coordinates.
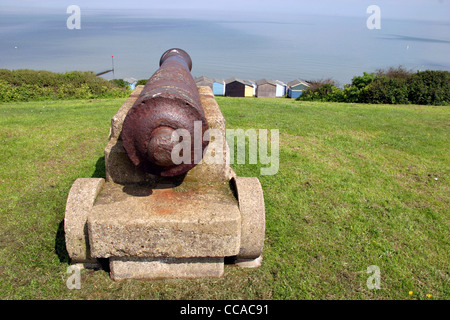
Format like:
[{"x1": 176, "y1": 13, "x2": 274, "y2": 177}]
[{"x1": 122, "y1": 48, "x2": 209, "y2": 177}]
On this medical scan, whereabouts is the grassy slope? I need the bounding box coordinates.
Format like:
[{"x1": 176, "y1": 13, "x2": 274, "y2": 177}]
[{"x1": 0, "y1": 97, "x2": 448, "y2": 300}]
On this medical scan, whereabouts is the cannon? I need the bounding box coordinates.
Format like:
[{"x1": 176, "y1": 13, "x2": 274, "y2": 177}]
[
  {"x1": 122, "y1": 48, "x2": 209, "y2": 176},
  {"x1": 64, "y1": 49, "x2": 266, "y2": 280}
]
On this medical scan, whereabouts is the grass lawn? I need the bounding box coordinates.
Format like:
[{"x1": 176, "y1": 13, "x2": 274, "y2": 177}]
[{"x1": 0, "y1": 97, "x2": 448, "y2": 300}]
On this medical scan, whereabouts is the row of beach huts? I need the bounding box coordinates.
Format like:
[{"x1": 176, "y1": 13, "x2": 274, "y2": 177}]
[{"x1": 194, "y1": 76, "x2": 311, "y2": 99}]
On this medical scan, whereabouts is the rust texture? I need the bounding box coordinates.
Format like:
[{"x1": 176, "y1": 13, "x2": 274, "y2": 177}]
[{"x1": 121, "y1": 48, "x2": 209, "y2": 176}]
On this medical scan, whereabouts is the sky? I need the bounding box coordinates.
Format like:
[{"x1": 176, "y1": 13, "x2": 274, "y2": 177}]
[{"x1": 1, "y1": 0, "x2": 450, "y2": 22}]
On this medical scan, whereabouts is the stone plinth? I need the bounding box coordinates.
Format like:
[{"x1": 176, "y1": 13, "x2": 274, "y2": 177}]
[
  {"x1": 110, "y1": 257, "x2": 224, "y2": 281},
  {"x1": 88, "y1": 181, "x2": 241, "y2": 259}
]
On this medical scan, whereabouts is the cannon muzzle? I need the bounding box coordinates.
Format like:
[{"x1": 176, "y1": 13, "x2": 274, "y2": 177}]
[{"x1": 121, "y1": 48, "x2": 209, "y2": 177}]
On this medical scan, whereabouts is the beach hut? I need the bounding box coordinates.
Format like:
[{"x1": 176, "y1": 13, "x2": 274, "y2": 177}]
[
  {"x1": 275, "y1": 80, "x2": 287, "y2": 97},
  {"x1": 225, "y1": 78, "x2": 254, "y2": 97},
  {"x1": 247, "y1": 80, "x2": 257, "y2": 97},
  {"x1": 212, "y1": 79, "x2": 225, "y2": 96},
  {"x1": 255, "y1": 79, "x2": 277, "y2": 98},
  {"x1": 194, "y1": 76, "x2": 213, "y2": 89},
  {"x1": 123, "y1": 77, "x2": 137, "y2": 90},
  {"x1": 287, "y1": 79, "x2": 311, "y2": 98}
]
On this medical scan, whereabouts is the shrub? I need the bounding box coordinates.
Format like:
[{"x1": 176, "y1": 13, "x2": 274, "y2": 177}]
[
  {"x1": 0, "y1": 69, "x2": 14, "y2": 85},
  {"x1": 407, "y1": 70, "x2": 450, "y2": 105},
  {"x1": 0, "y1": 80, "x2": 14, "y2": 102},
  {"x1": 74, "y1": 83, "x2": 94, "y2": 99},
  {"x1": 342, "y1": 85, "x2": 360, "y2": 103},
  {"x1": 0, "y1": 69, "x2": 130, "y2": 102},
  {"x1": 376, "y1": 66, "x2": 413, "y2": 80},
  {"x1": 110, "y1": 79, "x2": 129, "y2": 88},
  {"x1": 296, "y1": 68, "x2": 450, "y2": 106},
  {"x1": 12, "y1": 84, "x2": 42, "y2": 101},
  {"x1": 98, "y1": 87, "x2": 130, "y2": 99},
  {"x1": 361, "y1": 76, "x2": 409, "y2": 104},
  {"x1": 351, "y1": 72, "x2": 375, "y2": 89},
  {"x1": 299, "y1": 84, "x2": 346, "y2": 102},
  {"x1": 137, "y1": 79, "x2": 148, "y2": 86},
  {"x1": 298, "y1": 78, "x2": 347, "y2": 102}
]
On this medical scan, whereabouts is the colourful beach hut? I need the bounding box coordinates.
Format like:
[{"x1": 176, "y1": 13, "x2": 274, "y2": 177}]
[
  {"x1": 255, "y1": 79, "x2": 277, "y2": 98},
  {"x1": 275, "y1": 80, "x2": 287, "y2": 97},
  {"x1": 124, "y1": 77, "x2": 137, "y2": 90},
  {"x1": 287, "y1": 79, "x2": 311, "y2": 98},
  {"x1": 225, "y1": 78, "x2": 254, "y2": 97},
  {"x1": 245, "y1": 80, "x2": 255, "y2": 97},
  {"x1": 195, "y1": 76, "x2": 213, "y2": 89},
  {"x1": 212, "y1": 79, "x2": 225, "y2": 96}
]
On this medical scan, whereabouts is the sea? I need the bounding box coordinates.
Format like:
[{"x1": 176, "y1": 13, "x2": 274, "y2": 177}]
[{"x1": 1, "y1": 8, "x2": 449, "y2": 86}]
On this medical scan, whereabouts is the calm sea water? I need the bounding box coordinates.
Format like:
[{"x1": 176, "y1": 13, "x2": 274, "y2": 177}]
[{"x1": 1, "y1": 10, "x2": 449, "y2": 85}]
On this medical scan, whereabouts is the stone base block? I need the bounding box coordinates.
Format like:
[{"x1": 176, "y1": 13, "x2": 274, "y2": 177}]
[
  {"x1": 235, "y1": 255, "x2": 263, "y2": 268},
  {"x1": 110, "y1": 257, "x2": 224, "y2": 281},
  {"x1": 64, "y1": 178, "x2": 105, "y2": 264},
  {"x1": 232, "y1": 177, "x2": 266, "y2": 260},
  {"x1": 88, "y1": 181, "x2": 241, "y2": 258}
]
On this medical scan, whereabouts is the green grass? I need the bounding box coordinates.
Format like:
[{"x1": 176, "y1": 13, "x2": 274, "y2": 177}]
[{"x1": 0, "y1": 97, "x2": 448, "y2": 300}]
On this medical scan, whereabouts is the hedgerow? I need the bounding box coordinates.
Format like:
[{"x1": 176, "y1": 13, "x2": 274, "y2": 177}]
[
  {"x1": 0, "y1": 69, "x2": 130, "y2": 102},
  {"x1": 298, "y1": 67, "x2": 449, "y2": 106}
]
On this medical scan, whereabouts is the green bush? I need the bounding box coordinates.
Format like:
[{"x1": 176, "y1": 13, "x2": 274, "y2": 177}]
[
  {"x1": 296, "y1": 68, "x2": 448, "y2": 106},
  {"x1": 376, "y1": 66, "x2": 413, "y2": 80},
  {"x1": 98, "y1": 87, "x2": 131, "y2": 99},
  {"x1": 351, "y1": 72, "x2": 375, "y2": 89},
  {"x1": 407, "y1": 70, "x2": 450, "y2": 105},
  {"x1": 0, "y1": 69, "x2": 130, "y2": 102},
  {"x1": 137, "y1": 79, "x2": 148, "y2": 86},
  {"x1": 299, "y1": 83, "x2": 345, "y2": 102},
  {"x1": 0, "y1": 80, "x2": 14, "y2": 102},
  {"x1": 361, "y1": 76, "x2": 409, "y2": 104},
  {"x1": 12, "y1": 84, "x2": 42, "y2": 101},
  {"x1": 342, "y1": 85, "x2": 360, "y2": 103},
  {"x1": 110, "y1": 79, "x2": 129, "y2": 88}
]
